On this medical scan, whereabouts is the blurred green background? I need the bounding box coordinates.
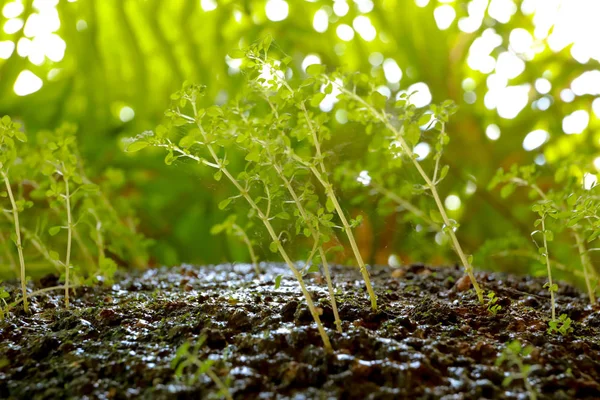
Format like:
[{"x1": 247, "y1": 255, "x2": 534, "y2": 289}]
[{"x1": 0, "y1": 0, "x2": 599, "y2": 280}]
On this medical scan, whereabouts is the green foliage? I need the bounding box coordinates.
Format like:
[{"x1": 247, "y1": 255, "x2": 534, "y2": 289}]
[
  {"x1": 547, "y1": 314, "x2": 573, "y2": 336},
  {"x1": 495, "y1": 340, "x2": 538, "y2": 400},
  {"x1": 171, "y1": 335, "x2": 233, "y2": 400},
  {"x1": 486, "y1": 291, "x2": 502, "y2": 316}
]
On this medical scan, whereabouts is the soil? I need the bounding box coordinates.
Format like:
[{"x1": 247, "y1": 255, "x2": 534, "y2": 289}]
[{"x1": 1, "y1": 263, "x2": 599, "y2": 399}]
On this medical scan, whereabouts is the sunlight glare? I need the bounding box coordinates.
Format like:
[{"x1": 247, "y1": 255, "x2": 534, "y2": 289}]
[
  {"x1": 434, "y1": 5, "x2": 456, "y2": 30},
  {"x1": 562, "y1": 110, "x2": 589, "y2": 135},
  {"x1": 14, "y1": 69, "x2": 43, "y2": 96},
  {"x1": 407, "y1": 82, "x2": 431, "y2": 108},
  {"x1": 522, "y1": 129, "x2": 549, "y2": 151},
  {"x1": 0, "y1": 41, "x2": 15, "y2": 59},
  {"x1": 265, "y1": 0, "x2": 289, "y2": 22},
  {"x1": 313, "y1": 9, "x2": 329, "y2": 33}
]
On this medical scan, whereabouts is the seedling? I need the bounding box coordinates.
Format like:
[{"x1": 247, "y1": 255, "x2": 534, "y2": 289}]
[
  {"x1": 129, "y1": 80, "x2": 333, "y2": 351},
  {"x1": 211, "y1": 215, "x2": 260, "y2": 276},
  {"x1": 495, "y1": 340, "x2": 538, "y2": 400},
  {"x1": 243, "y1": 44, "x2": 378, "y2": 311},
  {"x1": 39, "y1": 123, "x2": 99, "y2": 307},
  {"x1": 547, "y1": 313, "x2": 573, "y2": 336},
  {"x1": 486, "y1": 291, "x2": 502, "y2": 316},
  {"x1": 310, "y1": 69, "x2": 484, "y2": 303},
  {"x1": 489, "y1": 163, "x2": 599, "y2": 305},
  {"x1": 0, "y1": 115, "x2": 29, "y2": 313},
  {"x1": 0, "y1": 282, "x2": 10, "y2": 320},
  {"x1": 171, "y1": 336, "x2": 233, "y2": 400}
]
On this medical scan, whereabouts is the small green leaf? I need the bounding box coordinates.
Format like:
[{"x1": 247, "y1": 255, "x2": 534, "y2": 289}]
[
  {"x1": 310, "y1": 93, "x2": 326, "y2": 108},
  {"x1": 245, "y1": 150, "x2": 260, "y2": 162},
  {"x1": 165, "y1": 151, "x2": 175, "y2": 165},
  {"x1": 306, "y1": 64, "x2": 325, "y2": 76},
  {"x1": 270, "y1": 241, "x2": 279, "y2": 253},
  {"x1": 49, "y1": 251, "x2": 60, "y2": 260},
  {"x1": 214, "y1": 170, "x2": 223, "y2": 181},
  {"x1": 127, "y1": 141, "x2": 149, "y2": 152},
  {"x1": 218, "y1": 198, "x2": 232, "y2": 210},
  {"x1": 274, "y1": 274, "x2": 283, "y2": 289},
  {"x1": 326, "y1": 197, "x2": 335, "y2": 213},
  {"x1": 275, "y1": 212, "x2": 290, "y2": 220},
  {"x1": 49, "y1": 226, "x2": 61, "y2": 236},
  {"x1": 500, "y1": 184, "x2": 515, "y2": 199},
  {"x1": 430, "y1": 210, "x2": 443, "y2": 224}
]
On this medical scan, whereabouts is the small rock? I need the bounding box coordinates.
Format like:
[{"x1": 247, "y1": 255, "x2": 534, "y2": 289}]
[
  {"x1": 455, "y1": 275, "x2": 471, "y2": 292},
  {"x1": 391, "y1": 269, "x2": 406, "y2": 278}
]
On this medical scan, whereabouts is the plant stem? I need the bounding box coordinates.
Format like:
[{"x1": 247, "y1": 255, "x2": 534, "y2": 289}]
[
  {"x1": 309, "y1": 165, "x2": 378, "y2": 310},
  {"x1": 205, "y1": 368, "x2": 233, "y2": 400},
  {"x1": 2, "y1": 172, "x2": 28, "y2": 313},
  {"x1": 233, "y1": 223, "x2": 260, "y2": 276},
  {"x1": 338, "y1": 86, "x2": 484, "y2": 303},
  {"x1": 574, "y1": 231, "x2": 596, "y2": 304},
  {"x1": 64, "y1": 176, "x2": 73, "y2": 308},
  {"x1": 541, "y1": 217, "x2": 555, "y2": 321},
  {"x1": 274, "y1": 163, "x2": 343, "y2": 332}
]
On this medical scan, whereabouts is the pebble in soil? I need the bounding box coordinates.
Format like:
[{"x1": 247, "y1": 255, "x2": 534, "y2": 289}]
[{"x1": 0, "y1": 263, "x2": 599, "y2": 399}]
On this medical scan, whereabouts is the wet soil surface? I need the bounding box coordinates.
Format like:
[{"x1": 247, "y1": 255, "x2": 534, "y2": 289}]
[{"x1": 1, "y1": 263, "x2": 600, "y2": 399}]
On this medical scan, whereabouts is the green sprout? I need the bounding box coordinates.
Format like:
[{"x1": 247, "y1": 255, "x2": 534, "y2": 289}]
[
  {"x1": 211, "y1": 215, "x2": 260, "y2": 276},
  {"x1": 129, "y1": 77, "x2": 333, "y2": 351},
  {"x1": 486, "y1": 290, "x2": 502, "y2": 316},
  {"x1": 171, "y1": 335, "x2": 233, "y2": 400},
  {"x1": 0, "y1": 115, "x2": 29, "y2": 313},
  {"x1": 495, "y1": 340, "x2": 538, "y2": 400},
  {"x1": 547, "y1": 313, "x2": 573, "y2": 336}
]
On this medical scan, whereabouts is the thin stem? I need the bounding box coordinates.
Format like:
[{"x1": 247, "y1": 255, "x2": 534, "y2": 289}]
[
  {"x1": 205, "y1": 368, "x2": 233, "y2": 400},
  {"x1": 541, "y1": 217, "x2": 555, "y2": 321},
  {"x1": 2, "y1": 172, "x2": 28, "y2": 313},
  {"x1": 64, "y1": 176, "x2": 72, "y2": 308},
  {"x1": 574, "y1": 231, "x2": 596, "y2": 304},
  {"x1": 233, "y1": 224, "x2": 260, "y2": 276},
  {"x1": 337, "y1": 85, "x2": 484, "y2": 303},
  {"x1": 274, "y1": 163, "x2": 343, "y2": 332}
]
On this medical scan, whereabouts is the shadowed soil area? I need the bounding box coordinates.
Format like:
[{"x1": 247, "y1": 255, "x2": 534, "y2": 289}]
[{"x1": 1, "y1": 263, "x2": 599, "y2": 399}]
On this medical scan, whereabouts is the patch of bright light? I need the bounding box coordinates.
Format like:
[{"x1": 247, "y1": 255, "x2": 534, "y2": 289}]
[
  {"x1": 265, "y1": 0, "x2": 289, "y2": 22},
  {"x1": 3, "y1": 2, "x2": 24, "y2": 18},
  {"x1": 536, "y1": 96, "x2": 551, "y2": 111},
  {"x1": 357, "y1": 170, "x2": 372, "y2": 186},
  {"x1": 4, "y1": 18, "x2": 23, "y2": 34},
  {"x1": 434, "y1": 5, "x2": 456, "y2": 30},
  {"x1": 560, "y1": 88, "x2": 575, "y2": 103},
  {"x1": 319, "y1": 78, "x2": 342, "y2": 112},
  {"x1": 487, "y1": 73, "x2": 507, "y2": 91},
  {"x1": 509, "y1": 28, "x2": 533, "y2": 53},
  {"x1": 495, "y1": 52, "x2": 525, "y2": 79},
  {"x1": 368, "y1": 52, "x2": 383, "y2": 66},
  {"x1": 313, "y1": 9, "x2": 328, "y2": 32},
  {"x1": 464, "y1": 91, "x2": 476, "y2": 104},
  {"x1": 13, "y1": 69, "x2": 43, "y2": 96},
  {"x1": 0, "y1": 41, "x2": 15, "y2": 59},
  {"x1": 301, "y1": 54, "x2": 321, "y2": 72},
  {"x1": 388, "y1": 254, "x2": 401, "y2": 268},
  {"x1": 445, "y1": 194, "x2": 461, "y2": 211},
  {"x1": 592, "y1": 98, "x2": 600, "y2": 118},
  {"x1": 119, "y1": 106, "x2": 135, "y2": 122},
  {"x1": 24, "y1": 10, "x2": 60, "y2": 37},
  {"x1": 593, "y1": 156, "x2": 600, "y2": 171},
  {"x1": 523, "y1": 129, "x2": 549, "y2": 151},
  {"x1": 335, "y1": 109, "x2": 348, "y2": 124},
  {"x1": 76, "y1": 19, "x2": 87, "y2": 31},
  {"x1": 383, "y1": 58, "x2": 402, "y2": 83},
  {"x1": 535, "y1": 78, "x2": 551, "y2": 94},
  {"x1": 353, "y1": 16, "x2": 376, "y2": 41},
  {"x1": 495, "y1": 84, "x2": 530, "y2": 119},
  {"x1": 488, "y1": 0, "x2": 517, "y2": 24},
  {"x1": 407, "y1": 82, "x2": 432, "y2": 108},
  {"x1": 415, "y1": 0, "x2": 430, "y2": 7},
  {"x1": 333, "y1": 0, "x2": 349, "y2": 16},
  {"x1": 200, "y1": 0, "x2": 217, "y2": 11},
  {"x1": 562, "y1": 110, "x2": 589, "y2": 135},
  {"x1": 376, "y1": 85, "x2": 391, "y2": 99},
  {"x1": 485, "y1": 124, "x2": 501, "y2": 140},
  {"x1": 356, "y1": 0, "x2": 374, "y2": 13},
  {"x1": 467, "y1": 29, "x2": 502, "y2": 74},
  {"x1": 534, "y1": 154, "x2": 546, "y2": 165},
  {"x1": 413, "y1": 142, "x2": 430, "y2": 160},
  {"x1": 336, "y1": 24, "x2": 354, "y2": 41},
  {"x1": 571, "y1": 70, "x2": 600, "y2": 96},
  {"x1": 465, "y1": 181, "x2": 477, "y2": 195},
  {"x1": 462, "y1": 78, "x2": 476, "y2": 91},
  {"x1": 583, "y1": 173, "x2": 597, "y2": 190}
]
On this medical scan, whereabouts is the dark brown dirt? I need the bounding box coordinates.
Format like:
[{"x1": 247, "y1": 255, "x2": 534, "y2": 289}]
[{"x1": 1, "y1": 263, "x2": 599, "y2": 399}]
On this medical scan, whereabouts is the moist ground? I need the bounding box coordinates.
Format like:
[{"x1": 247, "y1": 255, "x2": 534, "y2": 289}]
[{"x1": 1, "y1": 263, "x2": 599, "y2": 399}]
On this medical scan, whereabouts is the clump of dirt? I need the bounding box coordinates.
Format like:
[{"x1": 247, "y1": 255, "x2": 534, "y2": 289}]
[{"x1": 1, "y1": 263, "x2": 599, "y2": 399}]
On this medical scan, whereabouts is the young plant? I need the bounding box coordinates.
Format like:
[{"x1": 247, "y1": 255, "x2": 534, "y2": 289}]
[
  {"x1": 547, "y1": 313, "x2": 573, "y2": 336},
  {"x1": 129, "y1": 82, "x2": 333, "y2": 351},
  {"x1": 0, "y1": 282, "x2": 10, "y2": 320},
  {"x1": 0, "y1": 115, "x2": 29, "y2": 313},
  {"x1": 39, "y1": 123, "x2": 99, "y2": 307},
  {"x1": 531, "y1": 200, "x2": 558, "y2": 321},
  {"x1": 495, "y1": 340, "x2": 538, "y2": 400},
  {"x1": 171, "y1": 336, "x2": 233, "y2": 400},
  {"x1": 319, "y1": 71, "x2": 484, "y2": 303},
  {"x1": 486, "y1": 290, "x2": 502, "y2": 316},
  {"x1": 243, "y1": 43, "x2": 378, "y2": 311},
  {"x1": 211, "y1": 215, "x2": 260, "y2": 276}
]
